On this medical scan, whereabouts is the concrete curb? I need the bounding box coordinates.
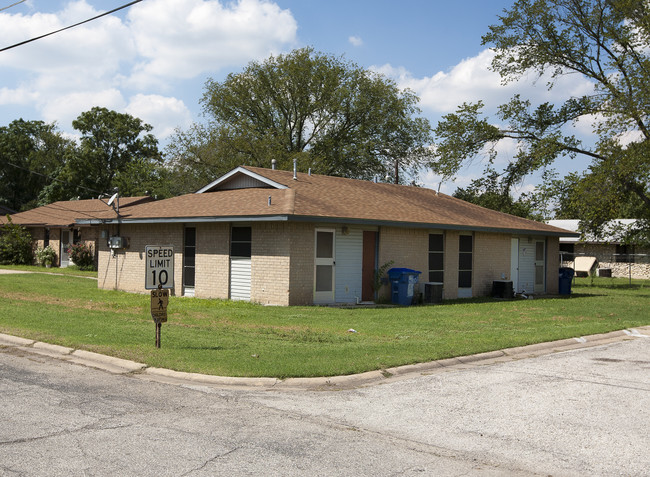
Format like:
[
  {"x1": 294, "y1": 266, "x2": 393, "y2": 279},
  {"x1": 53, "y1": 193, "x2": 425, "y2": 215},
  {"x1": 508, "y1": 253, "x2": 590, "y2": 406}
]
[
  {"x1": 69, "y1": 350, "x2": 147, "y2": 374},
  {"x1": 145, "y1": 367, "x2": 280, "y2": 388},
  {"x1": 1, "y1": 326, "x2": 649, "y2": 390}
]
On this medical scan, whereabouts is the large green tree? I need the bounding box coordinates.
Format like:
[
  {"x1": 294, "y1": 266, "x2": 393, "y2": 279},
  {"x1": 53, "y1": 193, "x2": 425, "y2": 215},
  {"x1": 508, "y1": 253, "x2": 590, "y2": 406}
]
[
  {"x1": 452, "y1": 167, "x2": 543, "y2": 220},
  {"x1": 167, "y1": 47, "x2": 432, "y2": 189},
  {"x1": 0, "y1": 119, "x2": 72, "y2": 211},
  {"x1": 432, "y1": 0, "x2": 650, "y2": 243},
  {"x1": 41, "y1": 107, "x2": 165, "y2": 202}
]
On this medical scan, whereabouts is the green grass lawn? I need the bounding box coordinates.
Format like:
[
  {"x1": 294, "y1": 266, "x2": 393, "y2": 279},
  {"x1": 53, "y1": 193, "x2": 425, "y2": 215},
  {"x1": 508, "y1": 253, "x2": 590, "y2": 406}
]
[
  {"x1": 0, "y1": 270, "x2": 648, "y2": 378},
  {"x1": 0, "y1": 264, "x2": 98, "y2": 278}
]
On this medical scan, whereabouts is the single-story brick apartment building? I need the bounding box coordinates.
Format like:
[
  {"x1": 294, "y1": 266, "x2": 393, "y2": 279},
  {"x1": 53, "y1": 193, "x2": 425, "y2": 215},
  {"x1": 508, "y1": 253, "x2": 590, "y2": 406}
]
[
  {"x1": 1, "y1": 197, "x2": 152, "y2": 268},
  {"x1": 77, "y1": 166, "x2": 576, "y2": 305}
]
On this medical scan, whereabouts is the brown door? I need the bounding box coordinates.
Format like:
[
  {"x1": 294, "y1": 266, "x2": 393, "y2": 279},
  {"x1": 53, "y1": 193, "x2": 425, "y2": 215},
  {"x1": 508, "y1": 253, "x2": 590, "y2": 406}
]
[{"x1": 362, "y1": 231, "x2": 377, "y2": 301}]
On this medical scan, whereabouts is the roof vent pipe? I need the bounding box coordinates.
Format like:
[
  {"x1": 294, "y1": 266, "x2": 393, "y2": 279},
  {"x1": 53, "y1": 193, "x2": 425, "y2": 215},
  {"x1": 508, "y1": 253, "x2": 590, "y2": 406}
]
[
  {"x1": 293, "y1": 158, "x2": 297, "y2": 180},
  {"x1": 308, "y1": 168, "x2": 311, "y2": 176},
  {"x1": 271, "y1": 159, "x2": 276, "y2": 170},
  {"x1": 268, "y1": 196, "x2": 272, "y2": 206},
  {"x1": 373, "y1": 175, "x2": 378, "y2": 183}
]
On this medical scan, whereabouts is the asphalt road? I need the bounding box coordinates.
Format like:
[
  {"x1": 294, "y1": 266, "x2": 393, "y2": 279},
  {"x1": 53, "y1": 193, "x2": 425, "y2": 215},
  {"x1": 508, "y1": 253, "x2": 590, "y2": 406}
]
[{"x1": 1, "y1": 334, "x2": 649, "y2": 476}]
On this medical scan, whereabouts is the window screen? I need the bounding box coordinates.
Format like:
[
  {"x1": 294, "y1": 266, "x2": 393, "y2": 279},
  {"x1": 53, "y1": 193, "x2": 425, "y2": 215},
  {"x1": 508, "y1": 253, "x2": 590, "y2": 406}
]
[
  {"x1": 231, "y1": 227, "x2": 252, "y2": 258},
  {"x1": 184, "y1": 227, "x2": 196, "y2": 287},
  {"x1": 428, "y1": 233, "x2": 444, "y2": 283},
  {"x1": 458, "y1": 235, "x2": 472, "y2": 288}
]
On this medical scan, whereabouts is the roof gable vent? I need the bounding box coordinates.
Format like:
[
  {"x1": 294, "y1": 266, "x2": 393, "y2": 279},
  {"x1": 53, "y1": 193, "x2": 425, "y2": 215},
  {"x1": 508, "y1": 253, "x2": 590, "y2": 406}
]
[{"x1": 196, "y1": 166, "x2": 287, "y2": 193}]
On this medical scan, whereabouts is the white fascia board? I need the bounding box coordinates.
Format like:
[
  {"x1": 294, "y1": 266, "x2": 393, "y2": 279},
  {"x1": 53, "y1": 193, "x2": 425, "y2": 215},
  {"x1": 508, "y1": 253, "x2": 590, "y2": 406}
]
[{"x1": 195, "y1": 166, "x2": 287, "y2": 193}]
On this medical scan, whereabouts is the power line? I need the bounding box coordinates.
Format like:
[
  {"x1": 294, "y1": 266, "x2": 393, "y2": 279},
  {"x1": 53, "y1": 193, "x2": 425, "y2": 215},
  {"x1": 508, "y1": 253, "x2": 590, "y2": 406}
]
[
  {"x1": 0, "y1": 0, "x2": 142, "y2": 53},
  {"x1": 5, "y1": 161, "x2": 105, "y2": 196},
  {"x1": 0, "y1": 1, "x2": 28, "y2": 13}
]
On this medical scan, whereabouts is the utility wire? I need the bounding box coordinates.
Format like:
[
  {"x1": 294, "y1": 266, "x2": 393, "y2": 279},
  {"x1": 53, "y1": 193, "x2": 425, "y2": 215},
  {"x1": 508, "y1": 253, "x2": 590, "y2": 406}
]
[
  {"x1": 0, "y1": 0, "x2": 28, "y2": 13},
  {"x1": 0, "y1": 0, "x2": 142, "y2": 53},
  {"x1": 5, "y1": 161, "x2": 105, "y2": 196}
]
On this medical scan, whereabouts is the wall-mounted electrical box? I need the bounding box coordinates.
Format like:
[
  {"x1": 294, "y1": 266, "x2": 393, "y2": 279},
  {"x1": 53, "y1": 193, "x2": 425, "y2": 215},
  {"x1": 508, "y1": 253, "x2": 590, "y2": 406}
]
[{"x1": 108, "y1": 236, "x2": 128, "y2": 249}]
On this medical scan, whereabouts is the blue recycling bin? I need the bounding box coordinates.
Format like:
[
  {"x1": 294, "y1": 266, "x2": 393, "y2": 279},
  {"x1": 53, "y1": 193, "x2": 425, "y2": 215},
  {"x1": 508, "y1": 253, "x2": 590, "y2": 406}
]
[
  {"x1": 388, "y1": 268, "x2": 421, "y2": 306},
  {"x1": 559, "y1": 267, "x2": 575, "y2": 295}
]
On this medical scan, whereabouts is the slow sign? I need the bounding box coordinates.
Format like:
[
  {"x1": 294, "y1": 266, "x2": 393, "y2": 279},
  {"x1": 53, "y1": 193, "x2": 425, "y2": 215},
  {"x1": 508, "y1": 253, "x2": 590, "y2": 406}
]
[
  {"x1": 145, "y1": 245, "x2": 174, "y2": 290},
  {"x1": 150, "y1": 288, "x2": 169, "y2": 323}
]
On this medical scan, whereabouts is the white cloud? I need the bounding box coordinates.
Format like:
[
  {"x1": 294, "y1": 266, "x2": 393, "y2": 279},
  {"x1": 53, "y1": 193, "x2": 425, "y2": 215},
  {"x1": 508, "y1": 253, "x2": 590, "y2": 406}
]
[
  {"x1": 0, "y1": 0, "x2": 298, "y2": 136},
  {"x1": 126, "y1": 94, "x2": 193, "y2": 139},
  {"x1": 420, "y1": 169, "x2": 480, "y2": 196},
  {"x1": 125, "y1": 0, "x2": 298, "y2": 87},
  {"x1": 375, "y1": 48, "x2": 595, "y2": 116},
  {"x1": 40, "y1": 88, "x2": 126, "y2": 127},
  {"x1": 0, "y1": 1, "x2": 135, "y2": 76},
  {"x1": 349, "y1": 35, "x2": 363, "y2": 47},
  {"x1": 0, "y1": 86, "x2": 39, "y2": 106}
]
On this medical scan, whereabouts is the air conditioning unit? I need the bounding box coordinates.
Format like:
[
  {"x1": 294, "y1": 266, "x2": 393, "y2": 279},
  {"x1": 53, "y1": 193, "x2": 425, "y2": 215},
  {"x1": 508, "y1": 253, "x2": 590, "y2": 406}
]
[{"x1": 108, "y1": 236, "x2": 127, "y2": 249}]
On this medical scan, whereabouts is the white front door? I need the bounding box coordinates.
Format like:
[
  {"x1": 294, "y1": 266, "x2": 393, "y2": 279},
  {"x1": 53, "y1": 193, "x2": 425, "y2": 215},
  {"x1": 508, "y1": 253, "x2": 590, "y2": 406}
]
[
  {"x1": 314, "y1": 229, "x2": 335, "y2": 304},
  {"x1": 511, "y1": 238, "x2": 520, "y2": 292},
  {"x1": 534, "y1": 240, "x2": 546, "y2": 293},
  {"x1": 60, "y1": 230, "x2": 71, "y2": 267}
]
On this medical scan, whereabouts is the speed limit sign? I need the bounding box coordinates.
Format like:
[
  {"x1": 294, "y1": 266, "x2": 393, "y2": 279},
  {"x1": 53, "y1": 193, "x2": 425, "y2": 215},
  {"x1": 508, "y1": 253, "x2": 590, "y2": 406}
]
[{"x1": 145, "y1": 245, "x2": 174, "y2": 290}]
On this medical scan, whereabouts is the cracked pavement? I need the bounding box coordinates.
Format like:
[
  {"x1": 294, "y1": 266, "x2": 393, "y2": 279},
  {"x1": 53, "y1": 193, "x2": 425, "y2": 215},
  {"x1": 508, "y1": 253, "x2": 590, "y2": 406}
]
[{"x1": 1, "y1": 335, "x2": 649, "y2": 476}]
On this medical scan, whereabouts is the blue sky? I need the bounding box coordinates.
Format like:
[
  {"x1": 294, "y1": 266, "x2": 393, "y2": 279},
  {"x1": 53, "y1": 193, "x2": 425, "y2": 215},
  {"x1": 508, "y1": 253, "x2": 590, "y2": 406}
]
[{"x1": 0, "y1": 0, "x2": 594, "y2": 194}]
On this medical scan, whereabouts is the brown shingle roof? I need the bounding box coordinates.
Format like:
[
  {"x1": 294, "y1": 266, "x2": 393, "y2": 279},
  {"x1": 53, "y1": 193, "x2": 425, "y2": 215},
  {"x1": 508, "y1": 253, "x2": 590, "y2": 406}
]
[
  {"x1": 1, "y1": 197, "x2": 153, "y2": 227},
  {"x1": 89, "y1": 167, "x2": 573, "y2": 236}
]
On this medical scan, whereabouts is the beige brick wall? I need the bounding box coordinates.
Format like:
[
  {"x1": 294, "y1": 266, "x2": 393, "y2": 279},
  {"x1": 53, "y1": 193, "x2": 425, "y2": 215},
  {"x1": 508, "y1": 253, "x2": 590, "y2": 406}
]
[
  {"x1": 96, "y1": 220, "x2": 562, "y2": 304},
  {"x1": 289, "y1": 222, "x2": 316, "y2": 305},
  {"x1": 98, "y1": 223, "x2": 184, "y2": 296},
  {"x1": 252, "y1": 222, "x2": 291, "y2": 305},
  {"x1": 377, "y1": 226, "x2": 429, "y2": 301},
  {"x1": 194, "y1": 222, "x2": 229, "y2": 299},
  {"x1": 377, "y1": 228, "x2": 556, "y2": 301},
  {"x1": 474, "y1": 232, "x2": 512, "y2": 296}
]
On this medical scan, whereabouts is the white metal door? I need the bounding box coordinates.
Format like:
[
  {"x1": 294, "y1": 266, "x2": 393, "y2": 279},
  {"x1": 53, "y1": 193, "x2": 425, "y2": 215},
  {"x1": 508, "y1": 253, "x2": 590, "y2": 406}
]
[
  {"x1": 511, "y1": 238, "x2": 520, "y2": 292},
  {"x1": 230, "y1": 226, "x2": 252, "y2": 301},
  {"x1": 518, "y1": 238, "x2": 535, "y2": 294},
  {"x1": 335, "y1": 228, "x2": 362, "y2": 303},
  {"x1": 314, "y1": 229, "x2": 335, "y2": 304},
  {"x1": 230, "y1": 258, "x2": 251, "y2": 301},
  {"x1": 534, "y1": 240, "x2": 546, "y2": 293}
]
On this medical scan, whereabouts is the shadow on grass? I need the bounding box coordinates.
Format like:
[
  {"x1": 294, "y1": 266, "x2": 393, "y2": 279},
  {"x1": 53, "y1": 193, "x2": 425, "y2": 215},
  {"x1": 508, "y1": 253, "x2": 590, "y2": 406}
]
[
  {"x1": 419, "y1": 293, "x2": 604, "y2": 306},
  {"x1": 577, "y1": 283, "x2": 646, "y2": 290}
]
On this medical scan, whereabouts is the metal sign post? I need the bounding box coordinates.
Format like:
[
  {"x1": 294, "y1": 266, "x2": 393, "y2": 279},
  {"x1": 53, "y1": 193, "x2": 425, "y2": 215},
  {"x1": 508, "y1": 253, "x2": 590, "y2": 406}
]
[
  {"x1": 151, "y1": 285, "x2": 169, "y2": 348},
  {"x1": 145, "y1": 245, "x2": 173, "y2": 348}
]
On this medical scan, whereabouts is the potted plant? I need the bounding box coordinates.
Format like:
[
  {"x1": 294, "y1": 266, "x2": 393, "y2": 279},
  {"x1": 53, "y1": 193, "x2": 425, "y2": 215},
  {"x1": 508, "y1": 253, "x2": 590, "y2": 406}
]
[{"x1": 36, "y1": 245, "x2": 57, "y2": 268}]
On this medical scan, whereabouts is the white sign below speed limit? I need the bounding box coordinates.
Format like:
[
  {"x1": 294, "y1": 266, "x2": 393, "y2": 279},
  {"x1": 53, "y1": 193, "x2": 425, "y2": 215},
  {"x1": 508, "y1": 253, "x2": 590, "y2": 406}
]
[{"x1": 145, "y1": 245, "x2": 174, "y2": 290}]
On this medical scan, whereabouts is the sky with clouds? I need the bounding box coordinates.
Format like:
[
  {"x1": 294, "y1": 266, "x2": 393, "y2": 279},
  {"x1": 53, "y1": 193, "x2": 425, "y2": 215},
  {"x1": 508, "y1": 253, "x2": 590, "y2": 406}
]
[{"x1": 0, "y1": 0, "x2": 596, "y2": 193}]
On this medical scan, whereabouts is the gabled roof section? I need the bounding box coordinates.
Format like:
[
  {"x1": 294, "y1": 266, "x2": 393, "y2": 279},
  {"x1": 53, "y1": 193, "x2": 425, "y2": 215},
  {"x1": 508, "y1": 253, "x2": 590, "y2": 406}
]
[
  {"x1": 82, "y1": 166, "x2": 577, "y2": 237},
  {"x1": 1, "y1": 196, "x2": 153, "y2": 228},
  {"x1": 196, "y1": 166, "x2": 288, "y2": 193}
]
